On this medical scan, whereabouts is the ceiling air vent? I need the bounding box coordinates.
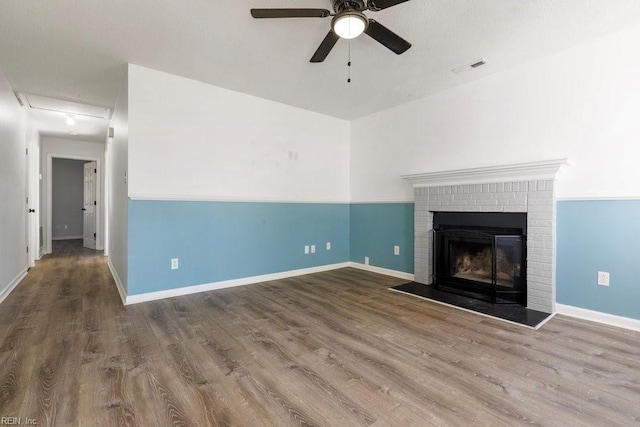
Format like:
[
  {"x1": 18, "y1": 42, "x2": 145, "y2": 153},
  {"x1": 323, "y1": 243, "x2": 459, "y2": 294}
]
[
  {"x1": 452, "y1": 59, "x2": 488, "y2": 74},
  {"x1": 21, "y1": 93, "x2": 111, "y2": 119}
]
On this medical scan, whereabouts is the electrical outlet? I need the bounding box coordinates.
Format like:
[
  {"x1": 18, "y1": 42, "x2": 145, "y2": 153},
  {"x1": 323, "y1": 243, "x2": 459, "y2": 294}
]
[
  {"x1": 311, "y1": 245, "x2": 316, "y2": 254},
  {"x1": 364, "y1": 256, "x2": 369, "y2": 265},
  {"x1": 394, "y1": 245, "x2": 400, "y2": 256},
  {"x1": 171, "y1": 258, "x2": 179, "y2": 270},
  {"x1": 304, "y1": 245, "x2": 309, "y2": 254},
  {"x1": 326, "y1": 242, "x2": 331, "y2": 251},
  {"x1": 597, "y1": 271, "x2": 610, "y2": 286}
]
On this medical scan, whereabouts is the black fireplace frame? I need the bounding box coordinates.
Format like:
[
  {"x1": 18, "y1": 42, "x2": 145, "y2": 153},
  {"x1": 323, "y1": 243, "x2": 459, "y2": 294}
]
[{"x1": 433, "y1": 212, "x2": 527, "y2": 305}]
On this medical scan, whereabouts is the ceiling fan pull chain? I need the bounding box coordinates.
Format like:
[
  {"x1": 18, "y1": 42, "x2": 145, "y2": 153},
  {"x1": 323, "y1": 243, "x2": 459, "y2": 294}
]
[{"x1": 347, "y1": 40, "x2": 352, "y2": 83}]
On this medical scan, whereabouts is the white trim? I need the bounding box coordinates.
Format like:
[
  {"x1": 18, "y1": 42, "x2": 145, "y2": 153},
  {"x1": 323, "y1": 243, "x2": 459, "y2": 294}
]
[
  {"x1": 402, "y1": 159, "x2": 569, "y2": 188},
  {"x1": 557, "y1": 194, "x2": 640, "y2": 201},
  {"x1": 52, "y1": 236, "x2": 84, "y2": 241},
  {"x1": 124, "y1": 262, "x2": 351, "y2": 305},
  {"x1": 348, "y1": 262, "x2": 415, "y2": 281},
  {"x1": 349, "y1": 200, "x2": 415, "y2": 204},
  {"x1": 556, "y1": 304, "x2": 640, "y2": 332},
  {"x1": 107, "y1": 258, "x2": 127, "y2": 305},
  {"x1": 0, "y1": 269, "x2": 27, "y2": 305},
  {"x1": 534, "y1": 312, "x2": 557, "y2": 329},
  {"x1": 128, "y1": 193, "x2": 350, "y2": 204},
  {"x1": 389, "y1": 287, "x2": 553, "y2": 330}
]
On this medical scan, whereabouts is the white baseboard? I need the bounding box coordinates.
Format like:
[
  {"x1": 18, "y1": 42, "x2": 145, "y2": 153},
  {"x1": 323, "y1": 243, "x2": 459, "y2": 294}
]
[
  {"x1": 556, "y1": 304, "x2": 640, "y2": 332},
  {"x1": 0, "y1": 269, "x2": 28, "y2": 305},
  {"x1": 348, "y1": 262, "x2": 415, "y2": 281},
  {"x1": 52, "y1": 236, "x2": 83, "y2": 240},
  {"x1": 125, "y1": 262, "x2": 351, "y2": 305},
  {"x1": 107, "y1": 258, "x2": 127, "y2": 305}
]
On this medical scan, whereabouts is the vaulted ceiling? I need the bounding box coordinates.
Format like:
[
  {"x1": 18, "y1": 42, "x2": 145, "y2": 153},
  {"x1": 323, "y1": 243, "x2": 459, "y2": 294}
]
[{"x1": 2, "y1": 0, "x2": 640, "y2": 140}]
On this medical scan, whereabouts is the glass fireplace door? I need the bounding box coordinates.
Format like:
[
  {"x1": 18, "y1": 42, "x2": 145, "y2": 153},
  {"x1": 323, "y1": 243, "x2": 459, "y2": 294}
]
[
  {"x1": 493, "y1": 235, "x2": 525, "y2": 304},
  {"x1": 434, "y1": 229, "x2": 526, "y2": 304}
]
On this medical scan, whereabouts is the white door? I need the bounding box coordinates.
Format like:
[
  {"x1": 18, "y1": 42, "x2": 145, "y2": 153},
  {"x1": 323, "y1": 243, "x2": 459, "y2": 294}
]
[
  {"x1": 26, "y1": 146, "x2": 32, "y2": 265},
  {"x1": 83, "y1": 161, "x2": 97, "y2": 249}
]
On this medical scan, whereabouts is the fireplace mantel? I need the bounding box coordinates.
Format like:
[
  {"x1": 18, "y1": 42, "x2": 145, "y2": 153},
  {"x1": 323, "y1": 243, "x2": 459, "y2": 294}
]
[{"x1": 402, "y1": 159, "x2": 568, "y2": 188}]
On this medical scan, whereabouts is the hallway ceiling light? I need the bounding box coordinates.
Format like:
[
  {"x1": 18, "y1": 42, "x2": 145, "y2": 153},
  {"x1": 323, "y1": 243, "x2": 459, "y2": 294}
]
[{"x1": 19, "y1": 93, "x2": 111, "y2": 119}]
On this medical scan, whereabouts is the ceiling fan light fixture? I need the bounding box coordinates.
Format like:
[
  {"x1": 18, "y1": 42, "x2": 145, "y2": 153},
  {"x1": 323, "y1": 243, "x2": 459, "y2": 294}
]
[{"x1": 332, "y1": 11, "x2": 367, "y2": 39}]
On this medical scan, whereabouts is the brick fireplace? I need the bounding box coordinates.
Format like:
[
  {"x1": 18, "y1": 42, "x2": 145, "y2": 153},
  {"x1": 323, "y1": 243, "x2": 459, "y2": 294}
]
[{"x1": 403, "y1": 160, "x2": 567, "y2": 314}]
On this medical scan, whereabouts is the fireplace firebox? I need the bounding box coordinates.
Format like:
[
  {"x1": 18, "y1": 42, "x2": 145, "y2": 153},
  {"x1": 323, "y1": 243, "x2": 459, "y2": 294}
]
[{"x1": 433, "y1": 212, "x2": 527, "y2": 305}]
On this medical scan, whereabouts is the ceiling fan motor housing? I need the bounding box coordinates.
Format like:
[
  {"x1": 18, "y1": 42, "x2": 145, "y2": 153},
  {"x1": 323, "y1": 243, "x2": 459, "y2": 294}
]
[{"x1": 333, "y1": 0, "x2": 366, "y2": 13}]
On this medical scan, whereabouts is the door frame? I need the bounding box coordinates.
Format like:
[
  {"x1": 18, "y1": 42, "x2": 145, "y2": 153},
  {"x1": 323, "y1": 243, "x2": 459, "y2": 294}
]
[{"x1": 45, "y1": 154, "x2": 103, "y2": 254}]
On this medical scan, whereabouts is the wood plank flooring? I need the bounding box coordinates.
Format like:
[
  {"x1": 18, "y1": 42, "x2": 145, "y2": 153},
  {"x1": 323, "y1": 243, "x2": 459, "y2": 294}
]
[{"x1": 1, "y1": 245, "x2": 639, "y2": 426}]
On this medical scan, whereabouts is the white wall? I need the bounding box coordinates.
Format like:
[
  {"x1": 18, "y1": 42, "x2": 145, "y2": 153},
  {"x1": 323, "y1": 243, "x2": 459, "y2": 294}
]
[
  {"x1": 51, "y1": 158, "x2": 85, "y2": 239},
  {"x1": 0, "y1": 68, "x2": 27, "y2": 302},
  {"x1": 40, "y1": 137, "x2": 105, "y2": 252},
  {"x1": 106, "y1": 69, "x2": 129, "y2": 293},
  {"x1": 128, "y1": 64, "x2": 350, "y2": 203},
  {"x1": 351, "y1": 25, "x2": 640, "y2": 202}
]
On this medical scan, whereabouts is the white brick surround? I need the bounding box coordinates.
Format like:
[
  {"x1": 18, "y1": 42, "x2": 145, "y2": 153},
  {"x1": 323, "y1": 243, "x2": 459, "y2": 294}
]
[{"x1": 404, "y1": 160, "x2": 567, "y2": 314}]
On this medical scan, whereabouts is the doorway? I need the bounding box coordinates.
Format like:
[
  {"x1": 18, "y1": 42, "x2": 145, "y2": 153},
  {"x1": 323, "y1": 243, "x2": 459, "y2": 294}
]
[
  {"x1": 46, "y1": 155, "x2": 103, "y2": 255},
  {"x1": 50, "y1": 158, "x2": 97, "y2": 252}
]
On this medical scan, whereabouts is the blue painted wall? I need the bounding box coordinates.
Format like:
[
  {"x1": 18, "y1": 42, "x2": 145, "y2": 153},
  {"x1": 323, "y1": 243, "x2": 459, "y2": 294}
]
[
  {"x1": 557, "y1": 200, "x2": 640, "y2": 320},
  {"x1": 349, "y1": 203, "x2": 414, "y2": 273},
  {"x1": 127, "y1": 198, "x2": 640, "y2": 322},
  {"x1": 128, "y1": 201, "x2": 350, "y2": 295}
]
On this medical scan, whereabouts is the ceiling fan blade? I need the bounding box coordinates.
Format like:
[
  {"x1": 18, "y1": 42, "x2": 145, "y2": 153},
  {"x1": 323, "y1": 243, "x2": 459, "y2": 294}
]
[
  {"x1": 367, "y1": 0, "x2": 410, "y2": 11},
  {"x1": 364, "y1": 20, "x2": 411, "y2": 54},
  {"x1": 250, "y1": 8, "x2": 331, "y2": 19},
  {"x1": 310, "y1": 31, "x2": 340, "y2": 63}
]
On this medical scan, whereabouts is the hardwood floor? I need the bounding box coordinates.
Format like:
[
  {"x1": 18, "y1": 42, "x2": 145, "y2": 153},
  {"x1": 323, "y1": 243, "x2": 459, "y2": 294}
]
[
  {"x1": 1, "y1": 249, "x2": 639, "y2": 426},
  {"x1": 51, "y1": 238, "x2": 102, "y2": 256}
]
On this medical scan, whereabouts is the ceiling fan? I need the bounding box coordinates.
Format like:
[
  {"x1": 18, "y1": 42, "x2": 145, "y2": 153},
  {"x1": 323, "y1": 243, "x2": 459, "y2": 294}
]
[{"x1": 250, "y1": 0, "x2": 412, "y2": 63}]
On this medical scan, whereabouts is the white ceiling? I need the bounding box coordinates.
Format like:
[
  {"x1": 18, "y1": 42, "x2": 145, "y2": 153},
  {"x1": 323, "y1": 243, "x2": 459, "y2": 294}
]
[{"x1": 2, "y1": 0, "x2": 640, "y2": 140}]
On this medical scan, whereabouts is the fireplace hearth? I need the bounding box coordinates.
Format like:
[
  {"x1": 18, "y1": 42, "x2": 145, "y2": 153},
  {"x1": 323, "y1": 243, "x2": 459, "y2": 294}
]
[{"x1": 433, "y1": 212, "x2": 527, "y2": 305}]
